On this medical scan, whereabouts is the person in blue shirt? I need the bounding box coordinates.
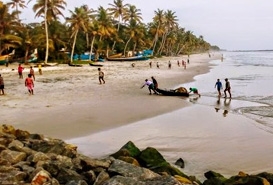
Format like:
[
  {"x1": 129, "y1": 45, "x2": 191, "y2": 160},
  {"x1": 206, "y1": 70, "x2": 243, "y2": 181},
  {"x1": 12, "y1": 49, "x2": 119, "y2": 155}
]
[{"x1": 215, "y1": 79, "x2": 223, "y2": 96}]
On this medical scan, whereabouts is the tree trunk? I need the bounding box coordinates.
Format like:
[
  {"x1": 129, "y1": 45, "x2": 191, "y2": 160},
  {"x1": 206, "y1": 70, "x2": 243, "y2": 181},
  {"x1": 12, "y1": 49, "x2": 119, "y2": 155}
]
[
  {"x1": 123, "y1": 37, "x2": 132, "y2": 56},
  {"x1": 89, "y1": 36, "x2": 95, "y2": 61},
  {"x1": 70, "y1": 29, "x2": 78, "y2": 64},
  {"x1": 44, "y1": 0, "x2": 49, "y2": 64}
]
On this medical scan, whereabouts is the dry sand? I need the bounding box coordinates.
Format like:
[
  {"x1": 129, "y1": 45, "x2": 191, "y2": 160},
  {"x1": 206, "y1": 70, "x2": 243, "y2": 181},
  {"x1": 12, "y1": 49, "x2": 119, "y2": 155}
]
[{"x1": 0, "y1": 53, "x2": 220, "y2": 140}]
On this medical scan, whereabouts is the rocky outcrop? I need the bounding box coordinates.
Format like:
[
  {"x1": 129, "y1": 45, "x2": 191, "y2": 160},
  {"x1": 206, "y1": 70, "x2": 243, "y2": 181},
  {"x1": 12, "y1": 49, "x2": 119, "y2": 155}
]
[{"x1": 1, "y1": 124, "x2": 273, "y2": 185}]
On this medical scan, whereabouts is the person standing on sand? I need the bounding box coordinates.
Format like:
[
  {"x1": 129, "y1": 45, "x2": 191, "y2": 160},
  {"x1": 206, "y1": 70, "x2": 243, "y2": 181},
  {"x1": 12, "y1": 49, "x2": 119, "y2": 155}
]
[
  {"x1": 149, "y1": 61, "x2": 152, "y2": 68},
  {"x1": 30, "y1": 66, "x2": 35, "y2": 81},
  {"x1": 151, "y1": 76, "x2": 158, "y2": 90},
  {"x1": 38, "y1": 64, "x2": 42, "y2": 75},
  {"x1": 215, "y1": 79, "x2": 222, "y2": 96},
  {"x1": 0, "y1": 74, "x2": 4, "y2": 95},
  {"x1": 156, "y1": 62, "x2": 159, "y2": 69},
  {"x1": 141, "y1": 79, "x2": 158, "y2": 95},
  {"x1": 168, "y1": 61, "x2": 171, "y2": 69},
  {"x1": 18, "y1": 64, "x2": 24, "y2": 79},
  {"x1": 98, "y1": 68, "x2": 105, "y2": 84},
  {"x1": 224, "y1": 78, "x2": 231, "y2": 98},
  {"x1": 25, "y1": 74, "x2": 34, "y2": 95}
]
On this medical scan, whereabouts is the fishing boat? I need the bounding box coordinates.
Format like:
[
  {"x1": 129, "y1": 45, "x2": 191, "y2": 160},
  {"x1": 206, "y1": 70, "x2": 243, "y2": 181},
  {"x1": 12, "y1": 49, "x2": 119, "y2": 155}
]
[
  {"x1": 0, "y1": 55, "x2": 8, "y2": 65},
  {"x1": 89, "y1": 62, "x2": 103, "y2": 67},
  {"x1": 156, "y1": 87, "x2": 189, "y2": 97},
  {"x1": 106, "y1": 55, "x2": 150, "y2": 61}
]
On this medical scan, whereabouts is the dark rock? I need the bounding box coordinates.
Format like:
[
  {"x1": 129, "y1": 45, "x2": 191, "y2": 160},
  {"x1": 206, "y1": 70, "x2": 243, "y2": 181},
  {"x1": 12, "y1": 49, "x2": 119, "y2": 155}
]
[
  {"x1": 108, "y1": 159, "x2": 160, "y2": 180},
  {"x1": 175, "y1": 158, "x2": 185, "y2": 168},
  {"x1": 93, "y1": 170, "x2": 110, "y2": 185},
  {"x1": 138, "y1": 147, "x2": 188, "y2": 178},
  {"x1": 56, "y1": 167, "x2": 84, "y2": 184},
  {"x1": 257, "y1": 172, "x2": 273, "y2": 184},
  {"x1": 110, "y1": 141, "x2": 141, "y2": 159}
]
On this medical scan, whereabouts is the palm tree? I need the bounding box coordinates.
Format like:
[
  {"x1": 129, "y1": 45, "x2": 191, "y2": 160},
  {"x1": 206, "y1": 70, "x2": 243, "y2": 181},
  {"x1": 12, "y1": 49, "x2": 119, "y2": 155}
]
[
  {"x1": 150, "y1": 9, "x2": 164, "y2": 55},
  {"x1": 108, "y1": 0, "x2": 129, "y2": 50},
  {"x1": 157, "y1": 10, "x2": 178, "y2": 56},
  {"x1": 7, "y1": 0, "x2": 26, "y2": 20},
  {"x1": 123, "y1": 5, "x2": 142, "y2": 24},
  {"x1": 29, "y1": 0, "x2": 66, "y2": 63},
  {"x1": 66, "y1": 5, "x2": 92, "y2": 63},
  {"x1": 95, "y1": 6, "x2": 116, "y2": 56},
  {"x1": 0, "y1": 2, "x2": 22, "y2": 55}
]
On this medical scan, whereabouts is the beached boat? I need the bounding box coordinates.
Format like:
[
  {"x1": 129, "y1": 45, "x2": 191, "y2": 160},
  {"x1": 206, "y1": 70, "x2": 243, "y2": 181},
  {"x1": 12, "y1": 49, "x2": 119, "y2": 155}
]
[
  {"x1": 156, "y1": 87, "x2": 189, "y2": 97},
  {"x1": 89, "y1": 63, "x2": 103, "y2": 67},
  {"x1": 68, "y1": 63, "x2": 82, "y2": 67},
  {"x1": 0, "y1": 55, "x2": 9, "y2": 65},
  {"x1": 106, "y1": 55, "x2": 150, "y2": 61}
]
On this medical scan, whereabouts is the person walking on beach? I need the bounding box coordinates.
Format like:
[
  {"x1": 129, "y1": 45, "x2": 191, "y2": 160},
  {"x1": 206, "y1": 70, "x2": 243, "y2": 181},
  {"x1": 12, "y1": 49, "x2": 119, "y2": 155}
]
[
  {"x1": 177, "y1": 60, "x2": 180, "y2": 67},
  {"x1": 189, "y1": 87, "x2": 201, "y2": 97},
  {"x1": 141, "y1": 79, "x2": 158, "y2": 95},
  {"x1": 38, "y1": 64, "x2": 42, "y2": 75},
  {"x1": 149, "y1": 61, "x2": 152, "y2": 68},
  {"x1": 25, "y1": 74, "x2": 34, "y2": 95},
  {"x1": 18, "y1": 64, "x2": 24, "y2": 79},
  {"x1": 98, "y1": 68, "x2": 105, "y2": 84},
  {"x1": 0, "y1": 74, "x2": 4, "y2": 95},
  {"x1": 215, "y1": 79, "x2": 222, "y2": 96},
  {"x1": 168, "y1": 61, "x2": 171, "y2": 69},
  {"x1": 30, "y1": 66, "x2": 35, "y2": 81},
  {"x1": 224, "y1": 78, "x2": 231, "y2": 98},
  {"x1": 151, "y1": 76, "x2": 158, "y2": 90},
  {"x1": 156, "y1": 62, "x2": 160, "y2": 69}
]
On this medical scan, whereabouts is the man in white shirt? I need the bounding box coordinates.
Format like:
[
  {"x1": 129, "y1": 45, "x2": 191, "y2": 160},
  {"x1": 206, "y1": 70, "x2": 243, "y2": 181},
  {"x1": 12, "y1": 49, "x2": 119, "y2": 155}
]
[{"x1": 141, "y1": 79, "x2": 158, "y2": 95}]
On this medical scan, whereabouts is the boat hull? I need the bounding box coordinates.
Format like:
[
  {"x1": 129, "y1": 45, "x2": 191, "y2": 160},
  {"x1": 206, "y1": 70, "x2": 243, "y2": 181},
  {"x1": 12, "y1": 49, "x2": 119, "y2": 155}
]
[
  {"x1": 157, "y1": 88, "x2": 189, "y2": 97},
  {"x1": 107, "y1": 55, "x2": 149, "y2": 61}
]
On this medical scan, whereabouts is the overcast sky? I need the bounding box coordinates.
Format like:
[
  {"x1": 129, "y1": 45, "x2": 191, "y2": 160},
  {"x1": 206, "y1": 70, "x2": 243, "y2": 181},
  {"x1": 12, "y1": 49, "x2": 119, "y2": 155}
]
[{"x1": 4, "y1": 0, "x2": 273, "y2": 50}]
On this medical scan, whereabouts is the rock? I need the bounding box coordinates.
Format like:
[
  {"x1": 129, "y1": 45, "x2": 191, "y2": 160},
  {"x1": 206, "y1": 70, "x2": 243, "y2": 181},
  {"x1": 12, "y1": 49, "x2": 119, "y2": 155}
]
[
  {"x1": 108, "y1": 159, "x2": 160, "y2": 180},
  {"x1": 31, "y1": 170, "x2": 51, "y2": 185},
  {"x1": 93, "y1": 170, "x2": 110, "y2": 185},
  {"x1": 110, "y1": 141, "x2": 141, "y2": 159},
  {"x1": 138, "y1": 147, "x2": 188, "y2": 178},
  {"x1": 175, "y1": 158, "x2": 185, "y2": 168},
  {"x1": 1, "y1": 149, "x2": 27, "y2": 164}
]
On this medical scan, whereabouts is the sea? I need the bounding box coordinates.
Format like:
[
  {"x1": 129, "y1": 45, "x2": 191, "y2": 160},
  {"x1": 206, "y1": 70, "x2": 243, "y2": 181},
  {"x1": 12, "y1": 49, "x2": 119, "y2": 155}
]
[{"x1": 67, "y1": 51, "x2": 273, "y2": 181}]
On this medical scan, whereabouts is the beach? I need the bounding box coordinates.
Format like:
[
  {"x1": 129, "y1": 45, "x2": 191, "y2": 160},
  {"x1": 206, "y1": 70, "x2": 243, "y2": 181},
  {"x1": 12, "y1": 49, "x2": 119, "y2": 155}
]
[
  {"x1": 0, "y1": 53, "x2": 215, "y2": 139},
  {"x1": 1, "y1": 52, "x2": 273, "y2": 181}
]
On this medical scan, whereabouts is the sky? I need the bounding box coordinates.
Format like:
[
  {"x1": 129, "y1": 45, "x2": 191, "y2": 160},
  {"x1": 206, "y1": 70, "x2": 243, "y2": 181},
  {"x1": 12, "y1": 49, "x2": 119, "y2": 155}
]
[{"x1": 3, "y1": 0, "x2": 273, "y2": 50}]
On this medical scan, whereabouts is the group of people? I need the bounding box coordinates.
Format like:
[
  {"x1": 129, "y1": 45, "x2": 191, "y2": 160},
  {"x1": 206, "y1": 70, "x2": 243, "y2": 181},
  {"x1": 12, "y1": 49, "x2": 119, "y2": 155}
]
[
  {"x1": 215, "y1": 78, "x2": 232, "y2": 98},
  {"x1": 141, "y1": 77, "x2": 232, "y2": 99}
]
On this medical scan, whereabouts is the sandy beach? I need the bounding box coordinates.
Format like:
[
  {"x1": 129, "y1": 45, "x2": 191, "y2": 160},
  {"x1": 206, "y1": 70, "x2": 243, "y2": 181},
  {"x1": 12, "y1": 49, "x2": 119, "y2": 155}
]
[
  {"x1": 2, "y1": 52, "x2": 273, "y2": 181},
  {"x1": 0, "y1": 53, "x2": 216, "y2": 139}
]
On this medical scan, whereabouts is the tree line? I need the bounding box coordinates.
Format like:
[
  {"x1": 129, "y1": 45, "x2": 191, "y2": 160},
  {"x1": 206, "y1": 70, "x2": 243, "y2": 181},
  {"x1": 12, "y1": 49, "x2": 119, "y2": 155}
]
[{"x1": 0, "y1": 0, "x2": 220, "y2": 64}]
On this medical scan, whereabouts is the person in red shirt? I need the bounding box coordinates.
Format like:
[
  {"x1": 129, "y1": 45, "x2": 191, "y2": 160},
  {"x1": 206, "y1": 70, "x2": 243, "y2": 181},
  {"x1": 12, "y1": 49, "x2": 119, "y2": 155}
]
[
  {"x1": 18, "y1": 64, "x2": 24, "y2": 79},
  {"x1": 25, "y1": 74, "x2": 34, "y2": 95}
]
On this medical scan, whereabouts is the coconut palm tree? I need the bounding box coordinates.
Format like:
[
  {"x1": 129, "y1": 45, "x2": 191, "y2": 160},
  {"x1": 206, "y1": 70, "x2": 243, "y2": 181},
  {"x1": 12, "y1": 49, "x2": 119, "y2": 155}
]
[
  {"x1": 6, "y1": 0, "x2": 26, "y2": 20},
  {"x1": 157, "y1": 10, "x2": 178, "y2": 56},
  {"x1": 66, "y1": 5, "x2": 92, "y2": 63},
  {"x1": 0, "y1": 2, "x2": 22, "y2": 55},
  {"x1": 29, "y1": 0, "x2": 66, "y2": 63},
  {"x1": 151, "y1": 9, "x2": 164, "y2": 55},
  {"x1": 123, "y1": 5, "x2": 142, "y2": 24},
  {"x1": 95, "y1": 6, "x2": 116, "y2": 56},
  {"x1": 108, "y1": 0, "x2": 129, "y2": 50}
]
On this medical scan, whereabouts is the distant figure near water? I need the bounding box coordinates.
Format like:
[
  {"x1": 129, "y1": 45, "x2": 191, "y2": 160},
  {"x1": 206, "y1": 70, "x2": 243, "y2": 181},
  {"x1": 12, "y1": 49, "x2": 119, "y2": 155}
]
[
  {"x1": 215, "y1": 79, "x2": 222, "y2": 96},
  {"x1": 224, "y1": 78, "x2": 231, "y2": 98}
]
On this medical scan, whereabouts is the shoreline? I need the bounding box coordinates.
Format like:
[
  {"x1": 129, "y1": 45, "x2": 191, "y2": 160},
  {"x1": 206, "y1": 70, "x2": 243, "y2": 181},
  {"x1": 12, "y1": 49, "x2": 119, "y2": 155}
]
[{"x1": 0, "y1": 53, "x2": 220, "y2": 140}]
